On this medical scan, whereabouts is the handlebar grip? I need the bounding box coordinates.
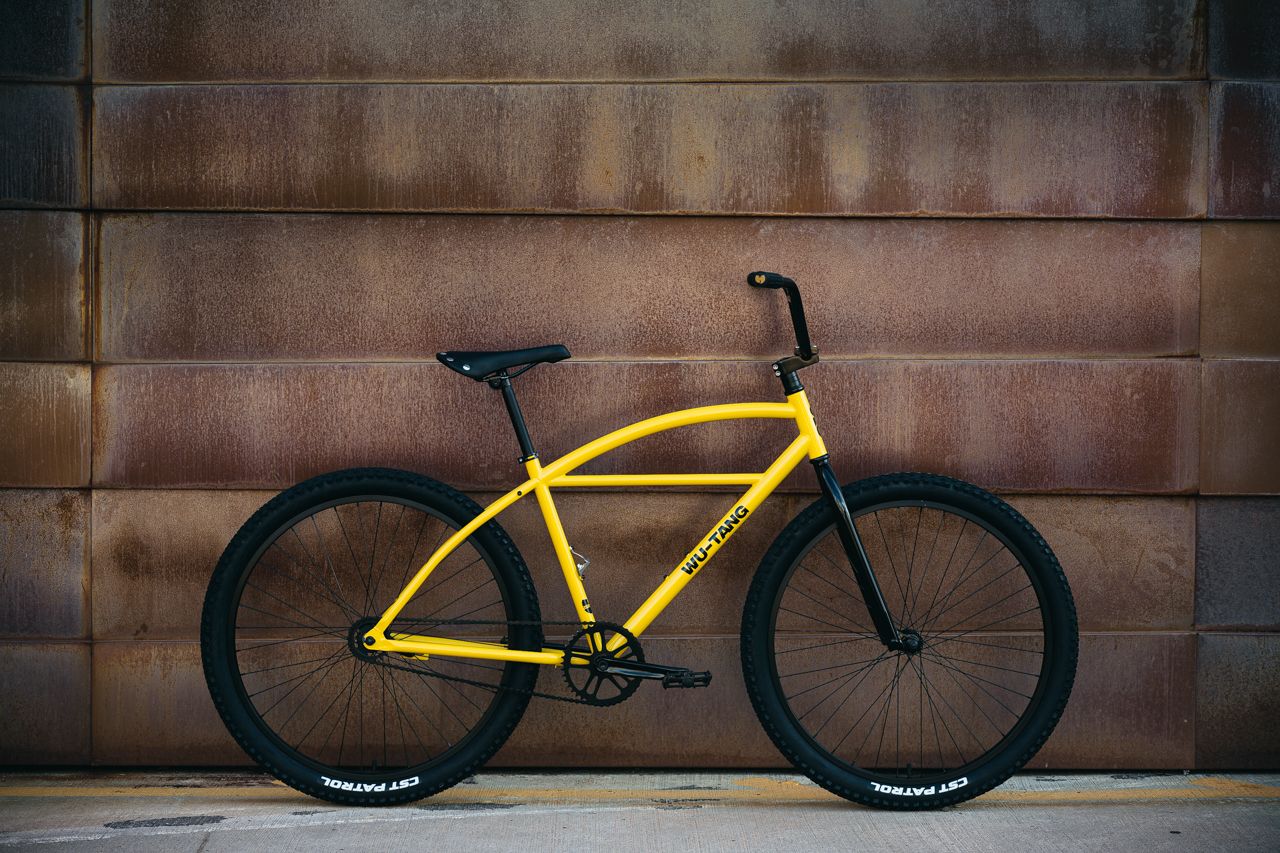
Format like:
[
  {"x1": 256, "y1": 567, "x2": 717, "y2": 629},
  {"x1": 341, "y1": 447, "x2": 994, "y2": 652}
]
[{"x1": 748, "y1": 271, "x2": 794, "y2": 289}]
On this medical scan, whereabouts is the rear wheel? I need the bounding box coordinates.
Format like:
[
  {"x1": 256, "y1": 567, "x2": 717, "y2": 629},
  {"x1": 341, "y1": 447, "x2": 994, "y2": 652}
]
[
  {"x1": 742, "y1": 473, "x2": 1077, "y2": 809},
  {"x1": 201, "y1": 468, "x2": 541, "y2": 805}
]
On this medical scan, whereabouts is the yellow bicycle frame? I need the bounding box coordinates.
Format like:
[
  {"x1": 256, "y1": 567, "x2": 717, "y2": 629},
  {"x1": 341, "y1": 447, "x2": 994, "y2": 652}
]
[{"x1": 363, "y1": 389, "x2": 828, "y2": 666}]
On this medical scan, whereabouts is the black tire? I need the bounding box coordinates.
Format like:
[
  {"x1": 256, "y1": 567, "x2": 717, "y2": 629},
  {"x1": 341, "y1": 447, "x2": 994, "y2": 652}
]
[
  {"x1": 201, "y1": 467, "x2": 542, "y2": 806},
  {"x1": 742, "y1": 473, "x2": 1077, "y2": 810}
]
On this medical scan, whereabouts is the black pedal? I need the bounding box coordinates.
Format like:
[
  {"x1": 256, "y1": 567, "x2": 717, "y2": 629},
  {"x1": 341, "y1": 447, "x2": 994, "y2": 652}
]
[{"x1": 661, "y1": 670, "x2": 712, "y2": 689}]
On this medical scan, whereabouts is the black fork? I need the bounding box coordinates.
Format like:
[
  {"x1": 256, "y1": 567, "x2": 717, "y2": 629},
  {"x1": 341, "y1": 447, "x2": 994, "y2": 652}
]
[{"x1": 748, "y1": 271, "x2": 904, "y2": 651}]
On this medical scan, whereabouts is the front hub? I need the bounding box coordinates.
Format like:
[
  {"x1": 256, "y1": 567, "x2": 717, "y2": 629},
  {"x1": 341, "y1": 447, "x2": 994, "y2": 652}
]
[{"x1": 898, "y1": 629, "x2": 924, "y2": 655}]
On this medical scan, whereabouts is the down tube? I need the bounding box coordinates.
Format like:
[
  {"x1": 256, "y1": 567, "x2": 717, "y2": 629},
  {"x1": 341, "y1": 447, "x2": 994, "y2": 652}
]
[{"x1": 622, "y1": 433, "x2": 812, "y2": 639}]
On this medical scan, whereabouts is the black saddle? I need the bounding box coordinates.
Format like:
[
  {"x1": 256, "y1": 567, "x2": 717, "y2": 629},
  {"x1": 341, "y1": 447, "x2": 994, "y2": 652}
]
[{"x1": 436, "y1": 344, "x2": 570, "y2": 381}]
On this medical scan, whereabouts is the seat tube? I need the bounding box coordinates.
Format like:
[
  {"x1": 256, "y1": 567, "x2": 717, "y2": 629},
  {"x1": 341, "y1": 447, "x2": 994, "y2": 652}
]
[{"x1": 526, "y1": 458, "x2": 595, "y2": 624}]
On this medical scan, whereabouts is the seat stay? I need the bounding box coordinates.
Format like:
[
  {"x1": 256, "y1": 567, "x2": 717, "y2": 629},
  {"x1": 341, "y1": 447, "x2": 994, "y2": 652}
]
[{"x1": 365, "y1": 395, "x2": 825, "y2": 658}]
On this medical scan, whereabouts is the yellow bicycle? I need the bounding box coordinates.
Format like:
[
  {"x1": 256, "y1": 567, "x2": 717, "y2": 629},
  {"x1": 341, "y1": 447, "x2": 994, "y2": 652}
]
[{"x1": 202, "y1": 272, "x2": 1078, "y2": 809}]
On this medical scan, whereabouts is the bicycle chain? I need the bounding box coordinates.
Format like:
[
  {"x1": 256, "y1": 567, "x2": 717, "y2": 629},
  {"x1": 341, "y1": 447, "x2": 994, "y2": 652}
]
[{"x1": 360, "y1": 618, "x2": 623, "y2": 706}]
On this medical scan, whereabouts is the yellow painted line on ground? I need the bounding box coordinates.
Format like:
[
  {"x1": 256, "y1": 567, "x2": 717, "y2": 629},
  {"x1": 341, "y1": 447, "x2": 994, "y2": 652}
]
[{"x1": 0, "y1": 776, "x2": 1275, "y2": 805}]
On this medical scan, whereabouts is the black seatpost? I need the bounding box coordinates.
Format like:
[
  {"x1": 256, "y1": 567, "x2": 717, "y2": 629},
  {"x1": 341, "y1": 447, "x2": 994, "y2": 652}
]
[{"x1": 490, "y1": 373, "x2": 538, "y2": 462}]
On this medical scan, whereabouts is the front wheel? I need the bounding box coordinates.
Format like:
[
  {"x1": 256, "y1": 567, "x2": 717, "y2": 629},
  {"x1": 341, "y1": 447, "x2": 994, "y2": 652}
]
[{"x1": 742, "y1": 473, "x2": 1078, "y2": 809}]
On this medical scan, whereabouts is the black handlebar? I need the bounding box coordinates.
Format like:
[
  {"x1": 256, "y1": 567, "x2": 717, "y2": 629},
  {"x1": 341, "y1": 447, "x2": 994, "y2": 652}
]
[{"x1": 747, "y1": 271, "x2": 816, "y2": 361}]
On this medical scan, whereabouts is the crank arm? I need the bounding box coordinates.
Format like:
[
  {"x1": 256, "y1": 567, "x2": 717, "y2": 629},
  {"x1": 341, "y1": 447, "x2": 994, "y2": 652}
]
[{"x1": 594, "y1": 659, "x2": 697, "y2": 681}]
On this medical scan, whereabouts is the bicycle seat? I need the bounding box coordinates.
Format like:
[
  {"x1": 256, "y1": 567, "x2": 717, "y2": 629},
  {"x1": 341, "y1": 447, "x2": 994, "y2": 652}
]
[{"x1": 436, "y1": 344, "x2": 570, "y2": 380}]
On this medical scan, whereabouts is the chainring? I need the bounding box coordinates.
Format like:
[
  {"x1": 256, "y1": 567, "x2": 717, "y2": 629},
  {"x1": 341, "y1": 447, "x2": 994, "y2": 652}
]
[{"x1": 561, "y1": 621, "x2": 645, "y2": 707}]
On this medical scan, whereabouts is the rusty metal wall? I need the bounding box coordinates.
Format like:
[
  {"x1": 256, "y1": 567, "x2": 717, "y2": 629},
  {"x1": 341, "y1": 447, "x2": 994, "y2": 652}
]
[{"x1": 1, "y1": 0, "x2": 1277, "y2": 770}]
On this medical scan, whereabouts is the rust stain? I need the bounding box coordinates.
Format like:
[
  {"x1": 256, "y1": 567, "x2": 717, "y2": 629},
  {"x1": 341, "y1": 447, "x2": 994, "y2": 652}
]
[
  {"x1": 93, "y1": 0, "x2": 1203, "y2": 83},
  {"x1": 0, "y1": 363, "x2": 91, "y2": 487},
  {"x1": 1201, "y1": 222, "x2": 1280, "y2": 358},
  {"x1": 1031, "y1": 633, "x2": 1196, "y2": 768},
  {"x1": 91, "y1": 642, "x2": 242, "y2": 764},
  {"x1": 0, "y1": 211, "x2": 87, "y2": 361},
  {"x1": 92, "y1": 83, "x2": 1206, "y2": 217},
  {"x1": 0, "y1": 643, "x2": 91, "y2": 764},
  {"x1": 1201, "y1": 360, "x2": 1280, "y2": 494},
  {"x1": 0, "y1": 490, "x2": 90, "y2": 638},
  {"x1": 96, "y1": 215, "x2": 1200, "y2": 362},
  {"x1": 91, "y1": 360, "x2": 1197, "y2": 493}
]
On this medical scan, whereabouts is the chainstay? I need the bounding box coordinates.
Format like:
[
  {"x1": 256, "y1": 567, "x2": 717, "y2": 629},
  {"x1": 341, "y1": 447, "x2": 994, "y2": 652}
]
[{"x1": 367, "y1": 617, "x2": 607, "y2": 705}]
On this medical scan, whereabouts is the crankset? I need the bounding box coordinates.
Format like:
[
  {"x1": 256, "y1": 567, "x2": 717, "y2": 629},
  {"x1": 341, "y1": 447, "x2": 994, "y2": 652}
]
[{"x1": 560, "y1": 621, "x2": 713, "y2": 705}]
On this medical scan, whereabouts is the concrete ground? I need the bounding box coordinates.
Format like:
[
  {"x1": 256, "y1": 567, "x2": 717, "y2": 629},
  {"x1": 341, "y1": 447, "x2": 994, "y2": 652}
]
[{"x1": 0, "y1": 770, "x2": 1277, "y2": 851}]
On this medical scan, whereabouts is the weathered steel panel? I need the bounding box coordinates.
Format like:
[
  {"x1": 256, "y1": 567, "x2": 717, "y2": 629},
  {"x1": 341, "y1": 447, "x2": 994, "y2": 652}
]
[
  {"x1": 1201, "y1": 223, "x2": 1280, "y2": 358},
  {"x1": 91, "y1": 641, "x2": 243, "y2": 764},
  {"x1": 97, "y1": 215, "x2": 1201, "y2": 362},
  {"x1": 1201, "y1": 360, "x2": 1280, "y2": 494},
  {"x1": 84, "y1": 633, "x2": 1195, "y2": 768},
  {"x1": 0, "y1": 0, "x2": 87, "y2": 81},
  {"x1": 0, "y1": 642, "x2": 90, "y2": 764},
  {"x1": 0, "y1": 363, "x2": 90, "y2": 487},
  {"x1": 1210, "y1": 82, "x2": 1280, "y2": 218},
  {"x1": 0, "y1": 489, "x2": 88, "y2": 638},
  {"x1": 0, "y1": 85, "x2": 86, "y2": 207},
  {"x1": 0, "y1": 211, "x2": 86, "y2": 360},
  {"x1": 93, "y1": 0, "x2": 1204, "y2": 83},
  {"x1": 92, "y1": 361, "x2": 1198, "y2": 493},
  {"x1": 1196, "y1": 498, "x2": 1280, "y2": 629},
  {"x1": 89, "y1": 490, "x2": 1194, "y2": 642},
  {"x1": 1009, "y1": 496, "x2": 1195, "y2": 632},
  {"x1": 1031, "y1": 633, "x2": 1196, "y2": 769},
  {"x1": 1196, "y1": 634, "x2": 1280, "y2": 768},
  {"x1": 1208, "y1": 0, "x2": 1280, "y2": 80},
  {"x1": 92, "y1": 83, "x2": 1208, "y2": 217}
]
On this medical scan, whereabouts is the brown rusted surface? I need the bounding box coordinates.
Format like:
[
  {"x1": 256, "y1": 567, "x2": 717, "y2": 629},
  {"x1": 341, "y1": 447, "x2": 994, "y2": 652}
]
[
  {"x1": 1031, "y1": 633, "x2": 1195, "y2": 769},
  {"x1": 0, "y1": 211, "x2": 86, "y2": 361},
  {"x1": 0, "y1": 0, "x2": 86, "y2": 81},
  {"x1": 0, "y1": 85, "x2": 87, "y2": 208},
  {"x1": 1196, "y1": 498, "x2": 1280, "y2": 629},
  {"x1": 92, "y1": 489, "x2": 1192, "y2": 642},
  {"x1": 1196, "y1": 633, "x2": 1280, "y2": 768},
  {"x1": 94, "y1": 0, "x2": 1203, "y2": 83},
  {"x1": 1201, "y1": 223, "x2": 1280, "y2": 357},
  {"x1": 0, "y1": 363, "x2": 90, "y2": 487},
  {"x1": 97, "y1": 215, "x2": 1200, "y2": 362},
  {"x1": 1208, "y1": 0, "x2": 1280, "y2": 80},
  {"x1": 1008, "y1": 496, "x2": 1194, "y2": 632},
  {"x1": 80, "y1": 633, "x2": 1195, "y2": 768},
  {"x1": 93, "y1": 361, "x2": 1198, "y2": 493},
  {"x1": 0, "y1": 642, "x2": 90, "y2": 764},
  {"x1": 90, "y1": 490, "x2": 265, "y2": 640},
  {"x1": 0, "y1": 490, "x2": 89, "y2": 638},
  {"x1": 1201, "y1": 360, "x2": 1280, "y2": 495},
  {"x1": 92, "y1": 83, "x2": 1207, "y2": 217},
  {"x1": 804, "y1": 360, "x2": 1198, "y2": 494},
  {"x1": 91, "y1": 641, "x2": 243, "y2": 764},
  {"x1": 1210, "y1": 82, "x2": 1280, "y2": 218}
]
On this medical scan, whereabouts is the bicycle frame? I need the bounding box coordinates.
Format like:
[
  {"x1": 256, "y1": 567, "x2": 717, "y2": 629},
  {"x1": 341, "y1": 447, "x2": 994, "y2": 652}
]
[{"x1": 362, "y1": 390, "x2": 829, "y2": 665}]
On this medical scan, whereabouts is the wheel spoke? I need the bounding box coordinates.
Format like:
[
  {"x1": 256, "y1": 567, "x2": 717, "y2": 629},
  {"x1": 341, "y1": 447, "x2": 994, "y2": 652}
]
[
  {"x1": 767, "y1": 489, "x2": 1069, "y2": 792},
  {"x1": 222, "y1": 492, "x2": 518, "y2": 782}
]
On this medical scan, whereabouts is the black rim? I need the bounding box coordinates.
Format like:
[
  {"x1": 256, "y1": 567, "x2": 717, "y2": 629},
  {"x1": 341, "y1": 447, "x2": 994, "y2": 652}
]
[
  {"x1": 767, "y1": 499, "x2": 1054, "y2": 786},
  {"x1": 225, "y1": 495, "x2": 520, "y2": 779}
]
